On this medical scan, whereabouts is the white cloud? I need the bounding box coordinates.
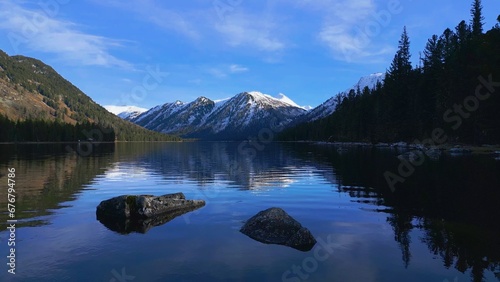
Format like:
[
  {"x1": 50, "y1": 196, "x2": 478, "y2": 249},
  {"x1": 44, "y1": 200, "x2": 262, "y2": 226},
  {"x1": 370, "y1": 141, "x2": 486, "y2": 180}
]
[
  {"x1": 215, "y1": 13, "x2": 285, "y2": 52},
  {"x1": 0, "y1": 1, "x2": 132, "y2": 68},
  {"x1": 295, "y1": 0, "x2": 396, "y2": 62},
  {"x1": 93, "y1": 0, "x2": 200, "y2": 40},
  {"x1": 205, "y1": 64, "x2": 249, "y2": 79},
  {"x1": 92, "y1": 1, "x2": 285, "y2": 54},
  {"x1": 229, "y1": 64, "x2": 248, "y2": 73}
]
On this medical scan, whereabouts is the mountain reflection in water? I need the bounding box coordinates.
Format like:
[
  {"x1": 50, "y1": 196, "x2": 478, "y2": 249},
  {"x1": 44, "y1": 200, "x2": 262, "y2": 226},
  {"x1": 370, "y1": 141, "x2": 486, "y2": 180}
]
[{"x1": 0, "y1": 142, "x2": 498, "y2": 281}]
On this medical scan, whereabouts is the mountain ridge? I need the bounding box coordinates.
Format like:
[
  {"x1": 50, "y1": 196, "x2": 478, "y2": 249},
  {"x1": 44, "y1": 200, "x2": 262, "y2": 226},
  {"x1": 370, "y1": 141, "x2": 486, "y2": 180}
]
[
  {"x1": 131, "y1": 91, "x2": 307, "y2": 140},
  {"x1": 0, "y1": 50, "x2": 181, "y2": 142},
  {"x1": 107, "y1": 73, "x2": 385, "y2": 140}
]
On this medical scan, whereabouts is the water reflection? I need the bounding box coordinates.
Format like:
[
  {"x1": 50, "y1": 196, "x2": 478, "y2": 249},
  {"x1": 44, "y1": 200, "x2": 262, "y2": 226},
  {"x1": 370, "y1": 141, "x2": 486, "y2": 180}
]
[
  {"x1": 121, "y1": 142, "x2": 317, "y2": 190},
  {"x1": 97, "y1": 205, "x2": 204, "y2": 234},
  {"x1": 0, "y1": 143, "x2": 115, "y2": 230},
  {"x1": 306, "y1": 143, "x2": 500, "y2": 282},
  {"x1": 0, "y1": 142, "x2": 499, "y2": 281},
  {"x1": 109, "y1": 142, "x2": 500, "y2": 280}
]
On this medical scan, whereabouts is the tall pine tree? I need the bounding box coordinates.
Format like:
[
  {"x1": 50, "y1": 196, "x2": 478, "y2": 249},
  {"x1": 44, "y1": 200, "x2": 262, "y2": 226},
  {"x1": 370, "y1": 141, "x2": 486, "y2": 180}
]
[
  {"x1": 384, "y1": 26, "x2": 414, "y2": 140},
  {"x1": 387, "y1": 26, "x2": 412, "y2": 80},
  {"x1": 470, "y1": 0, "x2": 484, "y2": 37}
]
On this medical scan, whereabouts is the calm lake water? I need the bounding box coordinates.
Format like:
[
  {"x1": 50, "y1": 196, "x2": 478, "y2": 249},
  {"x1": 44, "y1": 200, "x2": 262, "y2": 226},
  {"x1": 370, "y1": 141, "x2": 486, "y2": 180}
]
[{"x1": 0, "y1": 142, "x2": 499, "y2": 282}]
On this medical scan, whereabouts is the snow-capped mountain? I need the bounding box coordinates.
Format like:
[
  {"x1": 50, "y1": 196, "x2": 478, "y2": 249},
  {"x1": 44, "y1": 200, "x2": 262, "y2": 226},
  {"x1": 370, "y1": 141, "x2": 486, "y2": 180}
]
[
  {"x1": 303, "y1": 72, "x2": 385, "y2": 122},
  {"x1": 114, "y1": 74, "x2": 383, "y2": 139},
  {"x1": 104, "y1": 105, "x2": 148, "y2": 121},
  {"x1": 356, "y1": 72, "x2": 386, "y2": 90},
  {"x1": 275, "y1": 93, "x2": 306, "y2": 109},
  {"x1": 134, "y1": 97, "x2": 215, "y2": 135},
  {"x1": 131, "y1": 92, "x2": 306, "y2": 139}
]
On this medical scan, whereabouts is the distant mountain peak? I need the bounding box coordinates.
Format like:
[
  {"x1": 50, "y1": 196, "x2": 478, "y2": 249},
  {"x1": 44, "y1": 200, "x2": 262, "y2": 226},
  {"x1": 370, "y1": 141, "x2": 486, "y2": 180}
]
[
  {"x1": 236, "y1": 91, "x2": 306, "y2": 110},
  {"x1": 243, "y1": 91, "x2": 271, "y2": 102},
  {"x1": 275, "y1": 93, "x2": 305, "y2": 109},
  {"x1": 130, "y1": 91, "x2": 306, "y2": 139},
  {"x1": 104, "y1": 105, "x2": 148, "y2": 115},
  {"x1": 195, "y1": 96, "x2": 212, "y2": 103}
]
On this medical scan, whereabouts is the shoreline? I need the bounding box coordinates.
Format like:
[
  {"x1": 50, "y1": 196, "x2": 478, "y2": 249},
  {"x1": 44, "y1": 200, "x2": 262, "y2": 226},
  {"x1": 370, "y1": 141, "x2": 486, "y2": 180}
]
[
  {"x1": 0, "y1": 140, "x2": 498, "y2": 154},
  {"x1": 309, "y1": 141, "x2": 500, "y2": 155},
  {"x1": 0, "y1": 140, "x2": 184, "y2": 145}
]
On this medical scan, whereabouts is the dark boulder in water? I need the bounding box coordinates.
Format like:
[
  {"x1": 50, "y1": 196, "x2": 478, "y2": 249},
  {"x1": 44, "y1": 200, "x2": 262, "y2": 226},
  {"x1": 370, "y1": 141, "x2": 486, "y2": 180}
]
[
  {"x1": 240, "y1": 207, "x2": 316, "y2": 251},
  {"x1": 96, "y1": 192, "x2": 205, "y2": 234}
]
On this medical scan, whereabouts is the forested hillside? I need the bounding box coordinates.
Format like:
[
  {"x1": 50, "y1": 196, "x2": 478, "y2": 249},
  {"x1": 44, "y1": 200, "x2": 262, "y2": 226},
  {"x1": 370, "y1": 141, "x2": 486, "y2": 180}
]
[
  {"x1": 279, "y1": 1, "x2": 500, "y2": 145},
  {"x1": 0, "y1": 50, "x2": 181, "y2": 142}
]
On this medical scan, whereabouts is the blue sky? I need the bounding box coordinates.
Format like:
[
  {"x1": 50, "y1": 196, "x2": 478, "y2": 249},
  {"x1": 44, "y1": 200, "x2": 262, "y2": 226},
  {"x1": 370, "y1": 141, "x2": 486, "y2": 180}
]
[{"x1": 0, "y1": 0, "x2": 498, "y2": 109}]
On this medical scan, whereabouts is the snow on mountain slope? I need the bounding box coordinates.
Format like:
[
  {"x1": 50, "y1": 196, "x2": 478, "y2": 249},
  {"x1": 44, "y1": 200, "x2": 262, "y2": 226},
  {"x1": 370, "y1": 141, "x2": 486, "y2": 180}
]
[
  {"x1": 104, "y1": 105, "x2": 148, "y2": 115},
  {"x1": 104, "y1": 105, "x2": 148, "y2": 121},
  {"x1": 131, "y1": 91, "x2": 306, "y2": 139},
  {"x1": 133, "y1": 100, "x2": 185, "y2": 127},
  {"x1": 112, "y1": 74, "x2": 383, "y2": 138},
  {"x1": 204, "y1": 92, "x2": 306, "y2": 134},
  {"x1": 275, "y1": 93, "x2": 304, "y2": 109},
  {"x1": 304, "y1": 72, "x2": 385, "y2": 122}
]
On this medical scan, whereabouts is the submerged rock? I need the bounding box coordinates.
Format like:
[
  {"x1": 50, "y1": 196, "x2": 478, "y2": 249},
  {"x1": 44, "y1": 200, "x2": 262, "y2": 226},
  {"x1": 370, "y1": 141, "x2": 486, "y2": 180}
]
[
  {"x1": 240, "y1": 207, "x2": 316, "y2": 251},
  {"x1": 96, "y1": 192, "x2": 205, "y2": 234}
]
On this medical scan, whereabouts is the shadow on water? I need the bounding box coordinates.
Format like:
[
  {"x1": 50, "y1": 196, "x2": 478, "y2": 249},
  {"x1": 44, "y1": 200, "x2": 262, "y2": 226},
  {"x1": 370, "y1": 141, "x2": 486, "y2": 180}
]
[{"x1": 302, "y1": 143, "x2": 500, "y2": 282}]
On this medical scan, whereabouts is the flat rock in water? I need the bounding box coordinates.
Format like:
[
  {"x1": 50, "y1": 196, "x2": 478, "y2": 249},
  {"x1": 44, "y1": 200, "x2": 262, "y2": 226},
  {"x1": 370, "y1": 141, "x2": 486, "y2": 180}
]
[
  {"x1": 96, "y1": 192, "x2": 205, "y2": 234},
  {"x1": 240, "y1": 207, "x2": 316, "y2": 251}
]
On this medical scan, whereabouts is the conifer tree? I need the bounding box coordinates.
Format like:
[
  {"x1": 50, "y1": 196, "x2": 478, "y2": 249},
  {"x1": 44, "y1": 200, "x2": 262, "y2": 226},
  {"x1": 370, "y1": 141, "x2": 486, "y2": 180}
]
[
  {"x1": 387, "y1": 26, "x2": 412, "y2": 80},
  {"x1": 470, "y1": 0, "x2": 484, "y2": 36},
  {"x1": 422, "y1": 35, "x2": 443, "y2": 70}
]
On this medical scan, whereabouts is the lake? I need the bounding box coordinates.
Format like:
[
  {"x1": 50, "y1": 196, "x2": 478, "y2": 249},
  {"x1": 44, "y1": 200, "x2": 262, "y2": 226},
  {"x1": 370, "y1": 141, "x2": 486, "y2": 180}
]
[{"x1": 0, "y1": 142, "x2": 499, "y2": 282}]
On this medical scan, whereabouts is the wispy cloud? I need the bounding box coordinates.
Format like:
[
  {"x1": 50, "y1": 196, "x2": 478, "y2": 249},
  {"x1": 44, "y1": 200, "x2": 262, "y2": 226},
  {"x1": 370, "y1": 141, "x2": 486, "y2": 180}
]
[
  {"x1": 295, "y1": 0, "x2": 396, "y2": 62},
  {"x1": 214, "y1": 13, "x2": 285, "y2": 52},
  {"x1": 93, "y1": 0, "x2": 200, "y2": 40},
  {"x1": 205, "y1": 64, "x2": 249, "y2": 79},
  {"x1": 229, "y1": 64, "x2": 248, "y2": 73},
  {"x1": 0, "y1": 1, "x2": 132, "y2": 68},
  {"x1": 92, "y1": 1, "x2": 285, "y2": 54}
]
